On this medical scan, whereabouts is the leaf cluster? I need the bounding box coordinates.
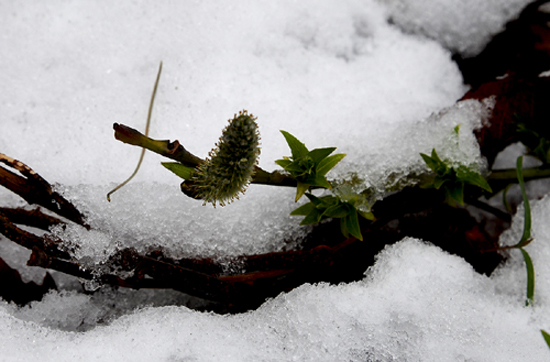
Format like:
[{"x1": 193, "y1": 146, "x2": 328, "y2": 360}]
[
  {"x1": 291, "y1": 193, "x2": 374, "y2": 241},
  {"x1": 420, "y1": 148, "x2": 492, "y2": 206},
  {"x1": 275, "y1": 131, "x2": 345, "y2": 202}
]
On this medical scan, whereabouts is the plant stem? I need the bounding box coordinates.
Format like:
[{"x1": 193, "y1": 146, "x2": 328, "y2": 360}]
[
  {"x1": 113, "y1": 123, "x2": 205, "y2": 167},
  {"x1": 487, "y1": 166, "x2": 550, "y2": 195},
  {"x1": 488, "y1": 166, "x2": 550, "y2": 182}
]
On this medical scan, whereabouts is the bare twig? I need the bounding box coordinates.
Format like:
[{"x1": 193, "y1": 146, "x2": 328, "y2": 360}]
[
  {"x1": 0, "y1": 213, "x2": 69, "y2": 259},
  {"x1": 0, "y1": 153, "x2": 89, "y2": 228},
  {"x1": 0, "y1": 207, "x2": 64, "y2": 231}
]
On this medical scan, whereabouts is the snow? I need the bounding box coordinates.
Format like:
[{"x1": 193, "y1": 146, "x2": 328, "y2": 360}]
[
  {"x1": 1, "y1": 0, "x2": 549, "y2": 361},
  {"x1": 2, "y1": 236, "x2": 550, "y2": 361},
  {"x1": 383, "y1": 0, "x2": 533, "y2": 56}
]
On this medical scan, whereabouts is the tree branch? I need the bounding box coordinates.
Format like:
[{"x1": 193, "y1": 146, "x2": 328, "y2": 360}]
[
  {"x1": 0, "y1": 154, "x2": 89, "y2": 229},
  {"x1": 113, "y1": 123, "x2": 298, "y2": 187}
]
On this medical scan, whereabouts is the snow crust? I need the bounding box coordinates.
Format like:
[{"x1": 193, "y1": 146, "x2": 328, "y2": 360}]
[
  {"x1": 382, "y1": 0, "x2": 533, "y2": 56},
  {"x1": 2, "y1": 235, "x2": 550, "y2": 361},
  {"x1": 1, "y1": 1, "x2": 549, "y2": 361}
]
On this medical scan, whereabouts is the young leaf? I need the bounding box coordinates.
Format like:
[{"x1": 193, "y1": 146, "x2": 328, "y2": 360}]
[
  {"x1": 317, "y1": 153, "x2": 346, "y2": 176},
  {"x1": 520, "y1": 248, "x2": 535, "y2": 306},
  {"x1": 344, "y1": 209, "x2": 362, "y2": 240},
  {"x1": 274, "y1": 158, "x2": 292, "y2": 169},
  {"x1": 431, "y1": 148, "x2": 443, "y2": 163},
  {"x1": 300, "y1": 208, "x2": 324, "y2": 225},
  {"x1": 280, "y1": 131, "x2": 308, "y2": 159},
  {"x1": 453, "y1": 124, "x2": 461, "y2": 135},
  {"x1": 161, "y1": 162, "x2": 196, "y2": 179},
  {"x1": 323, "y1": 204, "x2": 350, "y2": 218},
  {"x1": 433, "y1": 177, "x2": 447, "y2": 190},
  {"x1": 357, "y1": 209, "x2": 375, "y2": 221},
  {"x1": 502, "y1": 184, "x2": 513, "y2": 213},
  {"x1": 447, "y1": 183, "x2": 464, "y2": 205},
  {"x1": 541, "y1": 330, "x2": 550, "y2": 349},
  {"x1": 516, "y1": 156, "x2": 532, "y2": 247},
  {"x1": 309, "y1": 174, "x2": 332, "y2": 189},
  {"x1": 295, "y1": 182, "x2": 310, "y2": 202},
  {"x1": 420, "y1": 152, "x2": 438, "y2": 172},
  {"x1": 290, "y1": 202, "x2": 316, "y2": 216},
  {"x1": 456, "y1": 167, "x2": 492, "y2": 192},
  {"x1": 308, "y1": 147, "x2": 336, "y2": 164},
  {"x1": 304, "y1": 192, "x2": 324, "y2": 205}
]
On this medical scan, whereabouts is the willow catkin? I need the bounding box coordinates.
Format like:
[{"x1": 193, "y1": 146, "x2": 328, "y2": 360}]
[{"x1": 183, "y1": 110, "x2": 260, "y2": 207}]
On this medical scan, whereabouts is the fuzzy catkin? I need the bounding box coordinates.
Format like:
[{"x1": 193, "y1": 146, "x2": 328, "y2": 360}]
[{"x1": 189, "y1": 110, "x2": 260, "y2": 207}]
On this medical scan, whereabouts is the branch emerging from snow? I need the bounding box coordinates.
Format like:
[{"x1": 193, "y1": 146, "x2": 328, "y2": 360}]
[{"x1": 112, "y1": 123, "x2": 297, "y2": 187}]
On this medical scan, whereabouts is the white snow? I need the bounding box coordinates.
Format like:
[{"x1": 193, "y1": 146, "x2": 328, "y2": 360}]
[
  {"x1": 1, "y1": 0, "x2": 549, "y2": 361},
  {"x1": 383, "y1": 0, "x2": 533, "y2": 56}
]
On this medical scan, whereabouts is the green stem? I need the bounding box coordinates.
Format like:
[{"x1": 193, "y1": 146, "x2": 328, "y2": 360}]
[
  {"x1": 252, "y1": 167, "x2": 297, "y2": 187},
  {"x1": 487, "y1": 165, "x2": 550, "y2": 195},
  {"x1": 113, "y1": 123, "x2": 204, "y2": 168},
  {"x1": 488, "y1": 166, "x2": 550, "y2": 182}
]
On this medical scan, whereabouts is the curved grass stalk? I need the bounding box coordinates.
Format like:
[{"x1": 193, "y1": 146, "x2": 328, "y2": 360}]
[{"x1": 107, "y1": 62, "x2": 163, "y2": 201}]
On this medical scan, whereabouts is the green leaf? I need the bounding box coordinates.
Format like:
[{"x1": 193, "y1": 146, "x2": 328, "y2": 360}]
[
  {"x1": 446, "y1": 183, "x2": 464, "y2": 205},
  {"x1": 520, "y1": 247, "x2": 535, "y2": 306},
  {"x1": 300, "y1": 208, "x2": 323, "y2": 225},
  {"x1": 290, "y1": 202, "x2": 316, "y2": 216},
  {"x1": 502, "y1": 184, "x2": 513, "y2": 213},
  {"x1": 308, "y1": 147, "x2": 336, "y2": 164},
  {"x1": 295, "y1": 182, "x2": 310, "y2": 202},
  {"x1": 453, "y1": 124, "x2": 461, "y2": 135},
  {"x1": 433, "y1": 177, "x2": 447, "y2": 189},
  {"x1": 284, "y1": 159, "x2": 312, "y2": 175},
  {"x1": 323, "y1": 204, "x2": 350, "y2": 218},
  {"x1": 541, "y1": 330, "x2": 550, "y2": 349},
  {"x1": 431, "y1": 148, "x2": 443, "y2": 164},
  {"x1": 340, "y1": 218, "x2": 350, "y2": 238},
  {"x1": 161, "y1": 162, "x2": 196, "y2": 179},
  {"x1": 280, "y1": 130, "x2": 308, "y2": 159},
  {"x1": 516, "y1": 156, "x2": 532, "y2": 247},
  {"x1": 317, "y1": 153, "x2": 346, "y2": 176},
  {"x1": 357, "y1": 209, "x2": 375, "y2": 221},
  {"x1": 274, "y1": 158, "x2": 292, "y2": 169},
  {"x1": 304, "y1": 192, "x2": 324, "y2": 206},
  {"x1": 344, "y1": 209, "x2": 363, "y2": 240},
  {"x1": 456, "y1": 167, "x2": 492, "y2": 192},
  {"x1": 420, "y1": 153, "x2": 438, "y2": 172},
  {"x1": 307, "y1": 174, "x2": 332, "y2": 189}
]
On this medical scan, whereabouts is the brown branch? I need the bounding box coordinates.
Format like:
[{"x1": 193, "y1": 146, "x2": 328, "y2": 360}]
[
  {"x1": 0, "y1": 154, "x2": 89, "y2": 229},
  {"x1": 27, "y1": 247, "x2": 91, "y2": 279},
  {"x1": 0, "y1": 255, "x2": 57, "y2": 305},
  {"x1": 0, "y1": 207, "x2": 64, "y2": 231},
  {"x1": 0, "y1": 212, "x2": 69, "y2": 259},
  {"x1": 113, "y1": 123, "x2": 205, "y2": 167}
]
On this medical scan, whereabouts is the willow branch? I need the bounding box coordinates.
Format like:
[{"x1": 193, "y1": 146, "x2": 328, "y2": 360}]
[
  {"x1": 0, "y1": 154, "x2": 89, "y2": 229},
  {"x1": 113, "y1": 123, "x2": 205, "y2": 167},
  {"x1": 113, "y1": 123, "x2": 298, "y2": 187},
  {"x1": 0, "y1": 207, "x2": 64, "y2": 231},
  {"x1": 0, "y1": 213, "x2": 69, "y2": 259}
]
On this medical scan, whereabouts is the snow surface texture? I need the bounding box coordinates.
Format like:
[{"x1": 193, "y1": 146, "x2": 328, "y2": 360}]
[
  {"x1": 2, "y1": 235, "x2": 550, "y2": 361},
  {"x1": 383, "y1": 0, "x2": 533, "y2": 56},
  {"x1": 1, "y1": 0, "x2": 549, "y2": 361}
]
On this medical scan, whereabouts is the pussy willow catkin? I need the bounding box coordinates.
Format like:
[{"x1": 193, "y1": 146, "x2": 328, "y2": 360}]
[{"x1": 184, "y1": 110, "x2": 260, "y2": 207}]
